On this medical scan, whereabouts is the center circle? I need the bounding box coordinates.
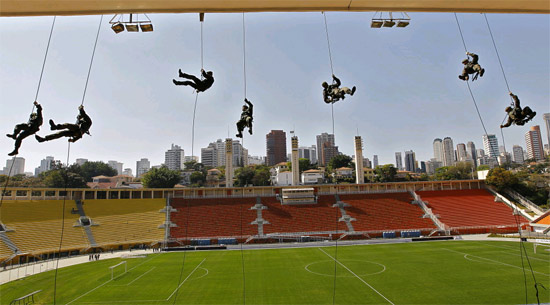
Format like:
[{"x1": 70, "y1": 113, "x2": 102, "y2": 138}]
[{"x1": 305, "y1": 260, "x2": 386, "y2": 277}]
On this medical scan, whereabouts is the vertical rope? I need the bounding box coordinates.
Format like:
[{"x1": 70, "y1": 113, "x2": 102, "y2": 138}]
[
  {"x1": 35, "y1": 16, "x2": 57, "y2": 104},
  {"x1": 53, "y1": 142, "x2": 71, "y2": 305},
  {"x1": 331, "y1": 197, "x2": 339, "y2": 305},
  {"x1": 453, "y1": 13, "x2": 468, "y2": 53},
  {"x1": 172, "y1": 196, "x2": 190, "y2": 305},
  {"x1": 322, "y1": 12, "x2": 335, "y2": 75},
  {"x1": 483, "y1": 14, "x2": 511, "y2": 93},
  {"x1": 81, "y1": 15, "x2": 103, "y2": 106},
  {"x1": 200, "y1": 20, "x2": 204, "y2": 70},
  {"x1": 0, "y1": 157, "x2": 17, "y2": 212},
  {"x1": 191, "y1": 93, "x2": 199, "y2": 159},
  {"x1": 242, "y1": 13, "x2": 247, "y2": 99},
  {"x1": 240, "y1": 196, "x2": 246, "y2": 305}
]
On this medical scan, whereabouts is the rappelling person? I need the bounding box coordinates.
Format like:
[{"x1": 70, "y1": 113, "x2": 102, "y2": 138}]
[
  {"x1": 173, "y1": 68, "x2": 214, "y2": 92},
  {"x1": 459, "y1": 52, "x2": 485, "y2": 81},
  {"x1": 500, "y1": 92, "x2": 536, "y2": 128},
  {"x1": 322, "y1": 74, "x2": 356, "y2": 104},
  {"x1": 236, "y1": 98, "x2": 253, "y2": 138},
  {"x1": 6, "y1": 101, "x2": 43, "y2": 156},
  {"x1": 35, "y1": 105, "x2": 92, "y2": 143}
]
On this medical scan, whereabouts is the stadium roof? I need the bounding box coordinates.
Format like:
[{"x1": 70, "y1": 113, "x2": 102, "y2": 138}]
[{"x1": 1, "y1": 0, "x2": 548, "y2": 17}]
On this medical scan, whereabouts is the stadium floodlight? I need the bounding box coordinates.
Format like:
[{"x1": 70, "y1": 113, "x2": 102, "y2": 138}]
[
  {"x1": 371, "y1": 12, "x2": 410, "y2": 29},
  {"x1": 382, "y1": 20, "x2": 396, "y2": 27},
  {"x1": 109, "y1": 13, "x2": 154, "y2": 33},
  {"x1": 371, "y1": 20, "x2": 383, "y2": 28},
  {"x1": 396, "y1": 21, "x2": 409, "y2": 27}
]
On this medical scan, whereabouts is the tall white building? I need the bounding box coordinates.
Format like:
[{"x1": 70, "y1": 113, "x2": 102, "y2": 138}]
[
  {"x1": 456, "y1": 143, "x2": 468, "y2": 162},
  {"x1": 543, "y1": 113, "x2": 550, "y2": 147},
  {"x1": 373, "y1": 155, "x2": 379, "y2": 168},
  {"x1": 3, "y1": 157, "x2": 25, "y2": 176},
  {"x1": 442, "y1": 137, "x2": 455, "y2": 167},
  {"x1": 123, "y1": 168, "x2": 133, "y2": 176},
  {"x1": 136, "y1": 158, "x2": 151, "y2": 177},
  {"x1": 35, "y1": 156, "x2": 54, "y2": 176},
  {"x1": 184, "y1": 156, "x2": 199, "y2": 163},
  {"x1": 201, "y1": 143, "x2": 218, "y2": 167},
  {"x1": 433, "y1": 138, "x2": 444, "y2": 162},
  {"x1": 512, "y1": 145, "x2": 524, "y2": 164},
  {"x1": 395, "y1": 152, "x2": 403, "y2": 170},
  {"x1": 108, "y1": 160, "x2": 123, "y2": 175},
  {"x1": 482, "y1": 134, "x2": 499, "y2": 158},
  {"x1": 525, "y1": 125, "x2": 544, "y2": 161},
  {"x1": 298, "y1": 146, "x2": 317, "y2": 164},
  {"x1": 75, "y1": 158, "x2": 88, "y2": 166},
  {"x1": 165, "y1": 144, "x2": 185, "y2": 171}
]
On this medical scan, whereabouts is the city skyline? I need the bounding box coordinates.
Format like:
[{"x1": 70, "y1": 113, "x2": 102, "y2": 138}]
[{"x1": 1, "y1": 13, "x2": 548, "y2": 172}]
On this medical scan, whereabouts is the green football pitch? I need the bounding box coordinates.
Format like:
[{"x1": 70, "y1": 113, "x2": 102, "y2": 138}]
[{"x1": 1, "y1": 240, "x2": 549, "y2": 304}]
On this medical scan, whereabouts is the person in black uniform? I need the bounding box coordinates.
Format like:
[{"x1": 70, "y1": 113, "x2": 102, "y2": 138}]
[
  {"x1": 500, "y1": 92, "x2": 536, "y2": 128},
  {"x1": 173, "y1": 69, "x2": 214, "y2": 92},
  {"x1": 236, "y1": 99, "x2": 253, "y2": 138},
  {"x1": 322, "y1": 74, "x2": 356, "y2": 104},
  {"x1": 6, "y1": 101, "x2": 43, "y2": 156},
  {"x1": 459, "y1": 52, "x2": 485, "y2": 81},
  {"x1": 35, "y1": 105, "x2": 92, "y2": 143}
]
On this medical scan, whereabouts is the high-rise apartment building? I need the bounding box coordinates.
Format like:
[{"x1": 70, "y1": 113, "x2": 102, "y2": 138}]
[
  {"x1": 316, "y1": 133, "x2": 335, "y2": 166},
  {"x1": 165, "y1": 144, "x2": 185, "y2": 171},
  {"x1": 395, "y1": 152, "x2": 403, "y2": 170},
  {"x1": 404, "y1": 150, "x2": 416, "y2": 172},
  {"x1": 433, "y1": 138, "x2": 444, "y2": 162},
  {"x1": 35, "y1": 156, "x2": 54, "y2": 176},
  {"x1": 373, "y1": 155, "x2": 379, "y2": 168},
  {"x1": 456, "y1": 143, "x2": 468, "y2": 162},
  {"x1": 482, "y1": 134, "x2": 499, "y2": 158},
  {"x1": 512, "y1": 145, "x2": 524, "y2": 164},
  {"x1": 75, "y1": 158, "x2": 88, "y2": 166},
  {"x1": 123, "y1": 168, "x2": 133, "y2": 176},
  {"x1": 108, "y1": 160, "x2": 123, "y2": 175},
  {"x1": 466, "y1": 141, "x2": 477, "y2": 167},
  {"x1": 442, "y1": 137, "x2": 455, "y2": 167},
  {"x1": 322, "y1": 142, "x2": 339, "y2": 166},
  {"x1": 426, "y1": 158, "x2": 443, "y2": 175},
  {"x1": 266, "y1": 130, "x2": 287, "y2": 166},
  {"x1": 3, "y1": 157, "x2": 25, "y2": 176},
  {"x1": 136, "y1": 158, "x2": 151, "y2": 177},
  {"x1": 298, "y1": 146, "x2": 317, "y2": 164},
  {"x1": 525, "y1": 125, "x2": 544, "y2": 161},
  {"x1": 543, "y1": 113, "x2": 550, "y2": 146}
]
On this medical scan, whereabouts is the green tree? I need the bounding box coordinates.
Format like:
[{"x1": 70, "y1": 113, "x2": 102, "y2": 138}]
[
  {"x1": 287, "y1": 158, "x2": 316, "y2": 173},
  {"x1": 328, "y1": 154, "x2": 353, "y2": 171},
  {"x1": 374, "y1": 164, "x2": 397, "y2": 182},
  {"x1": 42, "y1": 170, "x2": 87, "y2": 188},
  {"x1": 485, "y1": 167, "x2": 519, "y2": 191},
  {"x1": 477, "y1": 165, "x2": 490, "y2": 171},
  {"x1": 69, "y1": 161, "x2": 117, "y2": 182},
  {"x1": 434, "y1": 162, "x2": 473, "y2": 180},
  {"x1": 142, "y1": 166, "x2": 181, "y2": 188},
  {"x1": 252, "y1": 165, "x2": 271, "y2": 186},
  {"x1": 184, "y1": 160, "x2": 204, "y2": 172},
  {"x1": 189, "y1": 171, "x2": 206, "y2": 187},
  {"x1": 235, "y1": 167, "x2": 255, "y2": 186}
]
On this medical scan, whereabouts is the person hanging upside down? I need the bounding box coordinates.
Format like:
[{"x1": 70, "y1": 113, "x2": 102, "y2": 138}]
[
  {"x1": 6, "y1": 101, "x2": 43, "y2": 156},
  {"x1": 236, "y1": 99, "x2": 253, "y2": 138},
  {"x1": 322, "y1": 74, "x2": 356, "y2": 104},
  {"x1": 500, "y1": 92, "x2": 536, "y2": 128},
  {"x1": 173, "y1": 69, "x2": 214, "y2": 92},
  {"x1": 459, "y1": 52, "x2": 485, "y2": 81},
  {"x1": 35, "y1": 105, "x2": 92, "y2": 143}
]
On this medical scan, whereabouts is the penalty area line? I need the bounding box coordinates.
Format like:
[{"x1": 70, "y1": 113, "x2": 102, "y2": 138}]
[
  {"x1": 166, "y1": 258, "x2": 207, "y2": 301},
  {"x1": 318, "y1": 248, "x2": 394, "y2": 305}
]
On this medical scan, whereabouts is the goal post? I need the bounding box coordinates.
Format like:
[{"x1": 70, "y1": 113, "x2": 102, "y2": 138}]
[
  {"x1": 533, "y1": 239, "x2": 550, "y2": 254},
  {"x1": 109, "y1": 261, "x2": 127, "y2": 280}
]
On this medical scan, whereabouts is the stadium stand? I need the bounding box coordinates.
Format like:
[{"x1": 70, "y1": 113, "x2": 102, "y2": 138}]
[
  {"x1": 170, "y1": 197, "x2": 258, "y2": 239},
  {"x1": 84, "y1": 199, "x2": 165, "y2": 247},
  {"x1": 416, "y1": 189, "x2": 528, "y2": 228},
  {"x1": 339, "y1": 192, "x2": 436, "y2": 232},
  {"x1": 261, "y1": 195, "x2": 339, "y2": 234},
  {"x1": 0, "y1": 240, "x2": 14, "y2": 260},
  {"x1": 1, "y1": 200, "x2": 89, "y2": 256}
]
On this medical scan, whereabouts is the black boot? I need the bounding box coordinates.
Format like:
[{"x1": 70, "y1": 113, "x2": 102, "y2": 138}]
[
  {"x1": 236, "y1": 133, "x2": 243, "y2": 138},
  {"x1": 6, "y1": 133, "x2": 15, "y2": 139},
  {"x1": 8, "y1": 150, "x2": 18, "y2": 156},
  {"x1": 49, "y1": 119, "x2": 58, "y2": 130},
  {"x1": 351, "y1": 86, "x2": 356, "y2": 96},
  {"x1": 35, "y1": 135, "x2": 46, "y2": 143}
]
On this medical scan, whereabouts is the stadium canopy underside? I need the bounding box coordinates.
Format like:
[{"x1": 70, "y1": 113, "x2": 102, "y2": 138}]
[{"x1": 0, "y1": 0, "x2": 548, "y2": 17}]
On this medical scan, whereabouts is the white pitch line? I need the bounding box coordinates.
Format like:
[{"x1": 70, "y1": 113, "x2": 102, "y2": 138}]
[
  {"x1": 442, "y1": 248, "x2": 550, "y2": 277},
  {"x1": 66, "y1": 254, "x2": 159, "y2": 304},
  {"x1": 125, "y1": 267, "x2": 156, "y2": 286},
  {"x1": 318, "y1": 248, "x2": 394, "y2": 305},
  {"x1": 165, "y1": 258, "x2": 207, "y2": 301}
]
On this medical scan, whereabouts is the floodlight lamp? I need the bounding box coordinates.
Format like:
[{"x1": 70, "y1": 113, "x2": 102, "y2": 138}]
[
  {"x1": 140, "y1": 23, "x2": 154, "y2": 32},
  {"x1": 111, "y1": 23, "x2": 125, "y2": 34},
  {"x1": 397, "y1": 21, "x2": 409, "y2": 27},
  {"x1": 371, "y1": 20, "x2": 383, "y2": 28},
  {"x1": 383, "y1": 20, "x2": 396, "y2": 27},
  {"x1": 125, "y1": 24, "x2": 139, "y2": 32}
]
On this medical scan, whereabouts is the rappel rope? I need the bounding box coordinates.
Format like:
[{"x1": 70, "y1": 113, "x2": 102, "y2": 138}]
[
  {"x1": 323, "y1": 12, "x2": 336, "y2": 136},
  {"x1": 240, "y1": 12, "x2": 247, "y2": 305}
]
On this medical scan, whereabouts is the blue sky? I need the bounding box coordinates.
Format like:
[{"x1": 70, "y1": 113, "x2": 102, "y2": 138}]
[{"x1": 1, "y1": 12, "x2": 548, "y2": 173}]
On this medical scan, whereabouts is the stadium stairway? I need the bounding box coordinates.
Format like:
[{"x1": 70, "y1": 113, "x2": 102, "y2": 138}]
[
  {"x1": 74, "y1": 200, "x2": 97, "y2": 247},
  {"x1": 250, "y1": 197, "x2": 269, "y2": 236},
  {"x1": 0, "y1": 231, "x2": 20, "y2": 260},
  {"x1": 333, "y1": 194, "x2": 355, "y2": 232}
]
